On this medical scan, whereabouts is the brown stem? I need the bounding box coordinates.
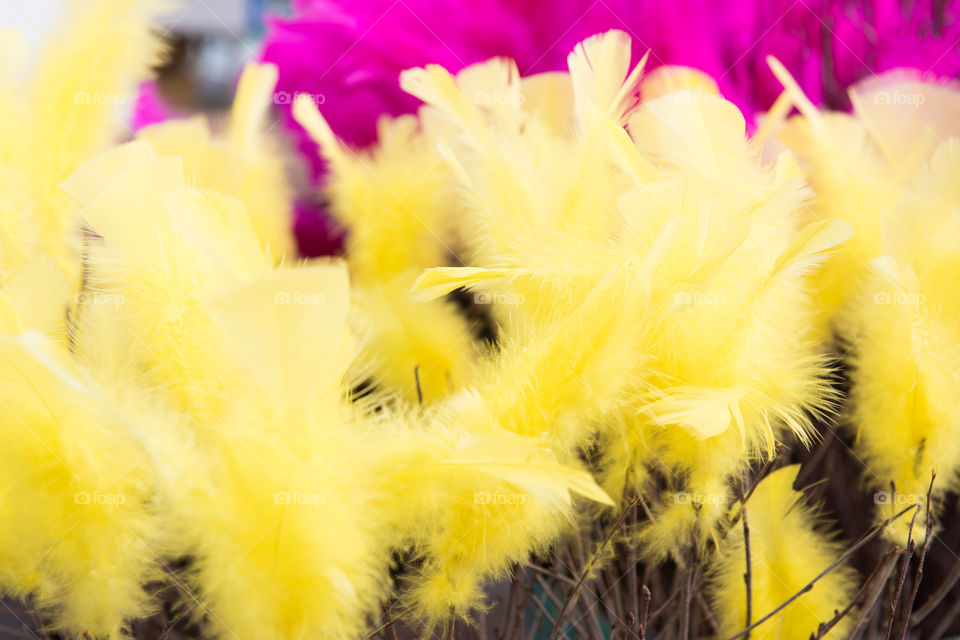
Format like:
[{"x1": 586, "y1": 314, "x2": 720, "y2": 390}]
[
  {"x1": 639, "y1": 585, "x2": 652, "y2": 640},
  {"x1": 627, "y1": 505, "x2": 640, "y2": 638},
  {"x1": 500, "y1": 573, "x2": 521, "y2": 640},
  {"x1": 741, "y1": 443, "x2": 786, "y2": 505},
  {"x1": 884, "y1": 505, "x2": 922, "y2": 640},
  {"x1": 648, "y1": 585, "x2": 680, "y2": 623},
  {"x1": 679, "y1": 565, "x2": 696, "y2": 639},
  {"x1": 896, "y1": 471, "x2": 936, "y2": 638},
  {"x1": 742, "y1": 499, "x2": 753, "y2": 639}
]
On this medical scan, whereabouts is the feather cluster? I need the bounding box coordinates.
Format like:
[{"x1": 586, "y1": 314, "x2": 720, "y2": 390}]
[
  {"x1": 0, "y1": 3, "x2": 611, "y2": 636},
  {"x1": 3, "y1": 0, "x2": 958, "y2": 637},
  {"x1": 353, "y1": 30, "x2": 846, "y2": 558},
  {"x1": 770, "y1": 66, "x2": 960, "y2": 544}
]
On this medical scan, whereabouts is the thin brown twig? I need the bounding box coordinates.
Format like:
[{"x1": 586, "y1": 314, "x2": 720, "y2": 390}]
[
  {"x1": 639, "y1": 586, "x2": 652, "y2": 640},
  {"x1": 524, "y1": 607, "x2": 544, "y2": 640},
  {"x1": 499, "y1": 575, "x2": 518, "y2": 640},
  {"x1": 568, "y1": 539, "x2": 606, "y2": 640},
  {"x1": 741, "y1": 443, "x2": 786, "y2": 505},
  {"x1": 726, "y1": 445, "x2": 787, "y2": 529},
  {"x1": 526, "y1": 563, "x2": 578, "y2": 587},
  {"x1": 361, "y1": 616, "x2": 400, "y2": 640},
  {"x1": 741, "y1": 477, "x2": 753, "y2": 640},
  {"x1": 513, "y1": 572, "x2": 534, "y2": 640},
  {"x1": 378, "y1": 600, "x2": 400, "y2": 640},
  {"x1": 884, "y1": 504, "x2": 921, "y2": 640},
  {"x1": 605, "y1": 560, "x2": 626, "y2": 627},
  {"x1": 662, "y1": 563, "x2": 686, "y2": 632},
  {"x1": 626, "y1": 505, "x2": 640, "y2": 638},
  {"x1": 527, "y1": 579, "x2": 566, "y2": 632},
  {"x1": 679, "y1": 564, "x2": 696, "y2": 639},
  {"x1": 538, "y1": 568, "x2": 592, "y2": 640},
  {"x1": 895, "y1": 472, "x2": 936, "y2": 638},
  {"x1": 636, "y1": 492, "x2": 656, "y2": 523}
]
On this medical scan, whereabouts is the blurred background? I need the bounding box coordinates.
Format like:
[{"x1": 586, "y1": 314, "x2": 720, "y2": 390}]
[{"x1": 0, "y1": 0, "x2": 287, "y2": 113}]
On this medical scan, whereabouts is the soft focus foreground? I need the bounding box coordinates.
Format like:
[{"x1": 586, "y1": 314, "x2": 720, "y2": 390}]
[{"x1": 0, "y1": 1, "x2": 959, "y2": 639}]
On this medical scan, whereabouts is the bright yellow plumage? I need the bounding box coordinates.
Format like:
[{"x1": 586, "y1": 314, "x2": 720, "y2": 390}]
[
  {"x1": 407, "y1": 31, "x2": 843, "y2": 558},
  {"x1": 294, "y1": 96, "x2": 475, "y2": 405},
  {"x1": 138, "y1": 63, "x2": 295, "y2": 264},
  {"x1": 2, "y1": 3, "x2": 953, "y2": 636},
  {"x1": 769, "y1": 64, "x2": 960, "y2": 544}
]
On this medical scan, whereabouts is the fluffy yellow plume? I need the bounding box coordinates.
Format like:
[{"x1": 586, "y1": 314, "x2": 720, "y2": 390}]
[
  {"x1": 0, "y1": 256, "x2": 71, "y2": 340},
  {"x1": 59, "y1": 135, "x2": 612, "y2": 633},
  {"x1": 362, "y1": 409, "x2": 612, "y2": 625},
  {"x1": 0, "y1": 332, "x2": 162, "y2": 636},
  {"x1": 138, "y1": 63, "x2": 294, "y2": 263},
  {"x1": 63, "y1": 140, "x2": 272, "y2": 424},
  {"x1": 156, "y1": 265, "x2": 389, "y2": 640},
  {"x1": 3, "y1": 8, "x2": 932, "y2": 636},
  {"x1": 770, "y1": 65, "x2": 960, "y2": 543},
  {"x1": 768, "y1": 63, "x2": 960, "y2": 332},
  {"x1": 351, "y1": 270, "x2": 474, "y2": 404},
  {"x1": 711, "y1": 464, "x2": 857, "y2": 640},
  {"x1": 769, "y1": 89, "x2": 895, "y2": 332},
  {"x1": 169, "y1": 263, "x2": 610, "y2": 635},
  {"x1": 0, "y1": 0, "x2": 169, "y2": 279},
  {"x1": 836, "y1": 143, "x2": 960, "y2": 543},
  {"x1": 407, "y1": 31, "x2": 844, "y2": 555},
  {"x1": 294, "y1": 97, "x2": 474, "y2": 404}
]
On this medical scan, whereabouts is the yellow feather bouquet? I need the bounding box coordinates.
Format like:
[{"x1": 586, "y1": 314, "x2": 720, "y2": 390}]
[
  {"x1": 768, "y1": 65, "x2": 960, "y2": 547},
  {"x1": 2, "y1": 0, "x2": 960, "y2": 637}
]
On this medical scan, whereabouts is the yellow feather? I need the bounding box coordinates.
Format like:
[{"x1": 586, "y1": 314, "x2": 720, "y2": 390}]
[
  {"x1": 293, "y1": 97, "x2": 472, "y2": 404},
  {"x1": 711, "y1": 465, "x2": 857, "y2": 640},
  {"x1": 0, "y1": 0, "x2": 168, "y2": 281},
  {"x1": 138, "y1": 63, "x2": 294, "y2": 263},
  {"x1": 0, "y1": 332, "x2": 162, "y2": 636}
]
